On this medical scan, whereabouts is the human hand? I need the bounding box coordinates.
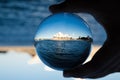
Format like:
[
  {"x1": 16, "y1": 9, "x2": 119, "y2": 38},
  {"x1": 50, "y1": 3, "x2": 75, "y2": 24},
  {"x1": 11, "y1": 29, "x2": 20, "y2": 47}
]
[{"x1": 49, "y1": 0, "x2": 120, "y2": 78}]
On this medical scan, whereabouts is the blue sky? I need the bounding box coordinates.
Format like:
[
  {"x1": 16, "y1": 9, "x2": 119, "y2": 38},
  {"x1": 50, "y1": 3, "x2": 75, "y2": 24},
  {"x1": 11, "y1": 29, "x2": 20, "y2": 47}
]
[{"x1": 35, "y1": 13, "x2": 92, "y2": 39}]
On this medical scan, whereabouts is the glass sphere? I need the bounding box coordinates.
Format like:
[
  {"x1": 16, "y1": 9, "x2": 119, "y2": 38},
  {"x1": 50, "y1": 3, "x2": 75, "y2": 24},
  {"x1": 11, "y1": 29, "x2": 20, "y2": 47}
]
[{"x1": 34, "y1": 13, "x2": 93, "y2": 70}]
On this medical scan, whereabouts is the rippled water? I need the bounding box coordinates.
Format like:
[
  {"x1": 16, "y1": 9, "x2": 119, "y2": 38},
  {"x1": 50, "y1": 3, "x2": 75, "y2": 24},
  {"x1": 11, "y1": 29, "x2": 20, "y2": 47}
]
[
  {"x1": 0, "y1": 0, "x2": 106, "y2": 45},
  {"x1": 35, "y1": 40, "x2": 91, "y2": 70}
]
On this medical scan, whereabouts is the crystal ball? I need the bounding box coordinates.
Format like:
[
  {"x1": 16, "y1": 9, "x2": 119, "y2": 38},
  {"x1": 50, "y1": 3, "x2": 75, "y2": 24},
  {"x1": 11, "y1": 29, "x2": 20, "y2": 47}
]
[{"x1": 34, "y1": 13, "x2": 93, "y2": 70}]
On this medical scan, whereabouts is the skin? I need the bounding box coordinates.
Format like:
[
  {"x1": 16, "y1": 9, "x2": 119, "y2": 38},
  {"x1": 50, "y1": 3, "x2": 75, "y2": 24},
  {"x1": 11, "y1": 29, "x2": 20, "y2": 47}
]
[{"x1": 49, "y1": 0, "x2": 120, "y2": 78}]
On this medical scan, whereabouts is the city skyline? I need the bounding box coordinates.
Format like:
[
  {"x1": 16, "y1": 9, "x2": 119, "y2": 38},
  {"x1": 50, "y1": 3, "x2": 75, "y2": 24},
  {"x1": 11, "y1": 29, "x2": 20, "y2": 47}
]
[{"x1": 35, "y1": 32, "x2": 92, "y2": 41}]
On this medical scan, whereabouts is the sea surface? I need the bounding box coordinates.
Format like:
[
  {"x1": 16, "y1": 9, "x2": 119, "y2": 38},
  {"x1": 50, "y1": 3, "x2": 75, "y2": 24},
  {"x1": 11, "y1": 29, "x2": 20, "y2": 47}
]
[
  {"x1": 0, "y1": 0, "x2": 107, "y2": 46},
  {"x1": 35, "y1": 40, "x2": 91, "y2": 70}
]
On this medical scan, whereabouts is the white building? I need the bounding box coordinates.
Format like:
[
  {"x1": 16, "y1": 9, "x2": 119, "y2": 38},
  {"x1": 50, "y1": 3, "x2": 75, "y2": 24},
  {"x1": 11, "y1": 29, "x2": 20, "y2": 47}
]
[{"x1": 53, "y1": 32, "x2": 72, "y2": 40}]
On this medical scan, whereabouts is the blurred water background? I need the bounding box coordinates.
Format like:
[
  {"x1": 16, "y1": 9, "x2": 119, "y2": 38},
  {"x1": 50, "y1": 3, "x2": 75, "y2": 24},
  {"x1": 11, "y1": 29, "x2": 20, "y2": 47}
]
[{"x1": 0, "y1": 0, "x2": 107, "y2": 46}]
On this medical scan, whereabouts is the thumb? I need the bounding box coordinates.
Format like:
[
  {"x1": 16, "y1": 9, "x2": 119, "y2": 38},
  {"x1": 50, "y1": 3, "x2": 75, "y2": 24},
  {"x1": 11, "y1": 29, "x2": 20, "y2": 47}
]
[{"x1": 63, "y1": 62, "x2": 94, "y2": 78}]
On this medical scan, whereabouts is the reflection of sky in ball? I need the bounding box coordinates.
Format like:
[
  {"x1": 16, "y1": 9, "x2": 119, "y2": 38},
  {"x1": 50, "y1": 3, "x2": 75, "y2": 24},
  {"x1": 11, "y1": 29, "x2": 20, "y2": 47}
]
[{"x1": 35, "y1": 13, "x2": 92, "y2": 39}]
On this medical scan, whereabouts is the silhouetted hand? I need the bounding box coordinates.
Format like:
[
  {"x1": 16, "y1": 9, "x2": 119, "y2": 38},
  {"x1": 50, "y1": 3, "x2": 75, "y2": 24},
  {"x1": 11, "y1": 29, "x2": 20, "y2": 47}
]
[{"x1": 49, "y1": 0, "x2": 120, "y2": 78}]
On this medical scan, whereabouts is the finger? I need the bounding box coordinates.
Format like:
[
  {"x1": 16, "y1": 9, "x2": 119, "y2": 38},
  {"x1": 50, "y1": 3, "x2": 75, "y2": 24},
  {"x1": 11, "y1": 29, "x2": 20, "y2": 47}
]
[
  {"x1": 49, "y1": 1, "x2": 72, "y2": 13},
  {"x1": 49, "y1": 3, "x2": 65, "y2": 13},
  {"x1": 63, "y1": 62, "x2": 95, "y2": 78},
  {"x1": 63, "y1": 63, "x2": 99, "y2": 78},
  {"x1": 49, "y1": 0, "x2": 87, "y2": 13}
]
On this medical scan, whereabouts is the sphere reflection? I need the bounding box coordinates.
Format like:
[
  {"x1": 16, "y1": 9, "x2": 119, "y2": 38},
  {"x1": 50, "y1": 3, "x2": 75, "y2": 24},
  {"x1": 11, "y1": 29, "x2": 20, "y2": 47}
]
[{"x1": 34, "y1": 13, "x2": 93, "y2": 70}]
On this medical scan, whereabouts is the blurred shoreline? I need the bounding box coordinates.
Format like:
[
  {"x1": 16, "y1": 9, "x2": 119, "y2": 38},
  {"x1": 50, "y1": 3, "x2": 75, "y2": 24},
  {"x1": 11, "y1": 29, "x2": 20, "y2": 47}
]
[
  {"x1": 0, "y1": 45, "x2": 101, "y2": 62},
  {"x1": 0, "y1": 45, "x2": 36, "y2": 56}
]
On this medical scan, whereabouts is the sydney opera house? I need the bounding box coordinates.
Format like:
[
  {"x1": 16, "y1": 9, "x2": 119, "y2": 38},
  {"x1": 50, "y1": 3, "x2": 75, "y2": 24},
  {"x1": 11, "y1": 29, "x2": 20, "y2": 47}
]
[{"x1": 52, "y1": 32, "x2": 73, "y2": 40}]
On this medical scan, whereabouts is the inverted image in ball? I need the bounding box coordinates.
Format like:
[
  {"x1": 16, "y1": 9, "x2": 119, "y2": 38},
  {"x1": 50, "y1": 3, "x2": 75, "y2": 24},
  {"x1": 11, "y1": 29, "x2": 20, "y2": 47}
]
[{"x1": 34, "y1": 13, "x2": 93, "y2": 70}]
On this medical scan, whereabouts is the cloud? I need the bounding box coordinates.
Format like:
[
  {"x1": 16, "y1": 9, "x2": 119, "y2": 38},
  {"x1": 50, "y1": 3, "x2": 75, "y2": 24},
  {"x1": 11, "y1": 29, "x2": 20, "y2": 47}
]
[{"x1": 54, "y1": 32, "x2": 71, "y2": 38}]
